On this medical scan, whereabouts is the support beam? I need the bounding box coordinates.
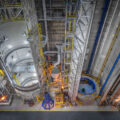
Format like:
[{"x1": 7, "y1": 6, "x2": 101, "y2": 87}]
[
  {"x1": 99, "y1": 53, "x2": 120, "y2": 96},
  {"x1": 0, "y1": 57, "x2": 14, "y2": 87},
  {"x1": 87, "y1": 0, "x2": 110, "y2": 73},
  {"x1": 68, "y1": 1, "x2": 96, "y2": 101},
  {"x1": 91, "y1": 0, "x2": 120, "y2": 78},
  {"x1": 98, "y1": 22, "x2": 120, "y2": 79},
  {"x1": 42, "y1": 0, "x2": 49, "y2": 50},
  {"x1": 38, "y1": 17, "x2": 65, "y2": 21}
]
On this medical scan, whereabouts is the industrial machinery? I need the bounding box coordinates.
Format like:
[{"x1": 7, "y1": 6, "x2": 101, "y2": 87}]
[
  {"x1": 42, "y1": 93, "x2": 54, "y2": 110},
  {"x1": 55, "y1": 93, "x2": 64, "y2": 108},
  {"x1": 78, "y1": 75, "x2": 100, "y2": 102}
]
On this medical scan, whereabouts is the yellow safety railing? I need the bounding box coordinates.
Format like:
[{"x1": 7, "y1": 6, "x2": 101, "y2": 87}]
[
  {"x1": 0, "y1": 17, "x2": 24, "y2": 23},
  {"x1": 64, "y1": 1, "x2": 76, "y2": 84},
  {"x1": 0, "y1": 69, "x2": 21, "y2": 87},
  {"x1": 37, "y1": 23, "x2": 48, "y2": 85},
  {"x1": 12, "y1": 74, "x2": 21, "y2": 86},
  {"x1": 98, "y1": 22, "x2": 120, "y2": 79},
  {"x1": 0, "y1": 69, "x2": 5, "y2": 77},
  {"x1": 4, "y1": 2, "x2": 22, "y2": 7},
  {"x1": 38, "y1": 23, "x2": 45, "y2": 60}
]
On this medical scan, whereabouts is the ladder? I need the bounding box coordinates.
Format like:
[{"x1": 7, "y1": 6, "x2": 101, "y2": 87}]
[{"x1": 64, "y1": 0, "x2": 77, "y2": 84}]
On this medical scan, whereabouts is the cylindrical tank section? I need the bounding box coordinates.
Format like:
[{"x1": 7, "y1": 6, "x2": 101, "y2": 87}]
[
  {"x1": 0, "y1": 21, "x2": 40, "y2": 98},
  {"x1": 77, "y1": 75, "x2": 100, "y2": 102}
]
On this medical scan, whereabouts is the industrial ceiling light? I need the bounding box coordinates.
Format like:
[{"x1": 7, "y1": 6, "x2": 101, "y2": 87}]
[
  {"x1": 33, "y1": 73, "x2": 37, "y2": 77},
  {"x1": 7, "y1": 45, "x2": 12, "y2": 49},
  {"x1": 12, "y1": 58, "x2": 17, "y2": 62},
  {"x1": 26, "y1": 52, "x2": 30, "y2": 57},
  {"x1": 24, "y1": 41, "x2": 29, "y2": 45}
]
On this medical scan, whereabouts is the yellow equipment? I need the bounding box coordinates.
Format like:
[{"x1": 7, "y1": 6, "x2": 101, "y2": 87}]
[
  {"x1": 0, "y1": 69, "x2": 5, "y2": 77},
  {"x1": 12, "y1": 74, "x2": 21, "y2": 86},
  {"x1": 4, "y1": 2, "x2": 21, "y2": 7},
  {"x1": 36, "y1": 95, "x2": 44, "y2": 102},
  {"x1": 36, "y1": 96, "x2": 40, "y2": 102},
  {"x1": 55, "y1": 94, "x2": 64, "y2": 108}
]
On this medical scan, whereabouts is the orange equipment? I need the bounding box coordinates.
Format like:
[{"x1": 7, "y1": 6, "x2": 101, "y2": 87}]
[{"x1": 0, "y1": 96, "x2": 7, "y2": 101}]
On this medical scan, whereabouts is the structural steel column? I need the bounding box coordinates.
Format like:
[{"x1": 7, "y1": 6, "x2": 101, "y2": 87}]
[
  {"x1": 68, "y1": 0, "x2": 96, "y2": 101},
  {"x1": 21, "y1": 0, "x2": 45, "y2": 88},
  {"x1": 86, "y1": 0, "x2": 110, "y2": 73}
]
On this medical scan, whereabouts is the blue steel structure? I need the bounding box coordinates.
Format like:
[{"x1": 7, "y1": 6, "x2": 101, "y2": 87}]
[
  {"x1": 42, "y1": 93, "x2": 54, "y2": 110},
  {"x1": 87, "y1": 0, "x2": 110, "y2": 73},
  {"x1": 99, "y1": 53, "x2": 120, "y2": 96}
]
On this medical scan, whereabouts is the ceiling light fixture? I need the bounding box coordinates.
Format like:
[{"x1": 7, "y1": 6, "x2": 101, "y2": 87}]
[
  {"x1": 13, "y1": 58, "x2": 17, "y2": 62},
  {"x1": 26, "y1": 53, "x2": 30, "y2": 57},
  {"x1": 7, "y1": 45, "x2": 12, "y2": 49},
  {"x1": 33, "y1": 73, "x2": 37, "y2": 77},
  {"x1": 24, "y1": 41, "x2": 29, "y2": 44}
]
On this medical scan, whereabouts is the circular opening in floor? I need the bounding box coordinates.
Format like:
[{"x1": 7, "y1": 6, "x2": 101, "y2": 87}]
[{"x1": 78, "y1": 76, "x2": 96, "y2": 95}]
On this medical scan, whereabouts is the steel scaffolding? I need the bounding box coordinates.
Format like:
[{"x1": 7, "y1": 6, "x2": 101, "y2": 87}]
[
  {"x1": 64, "y1": 0, "x2": 77, "y2": 84},
  {"x1": 0, "y1": 65, "x2": 12, "y2": 105},
  {"x1": 67, "y1": 0, "x2": 96, "y2": 101},
  {"x1": 0, "y1": 69, "x2": 10, "y2": 96},
  {"x1": 0, "y1": 0, "x2": 24, "y2": 23},
  {"x1": 21, "y1": 0, "x2": 47, "y2": 89}
]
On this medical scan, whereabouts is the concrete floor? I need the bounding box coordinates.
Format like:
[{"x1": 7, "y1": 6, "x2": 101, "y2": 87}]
[
  {"x1": 0, "y1": 97, "x2": 118, "y2": 111},
  {"x1": 1, "y1": 111, "x2": 120, "y2": 120}
]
